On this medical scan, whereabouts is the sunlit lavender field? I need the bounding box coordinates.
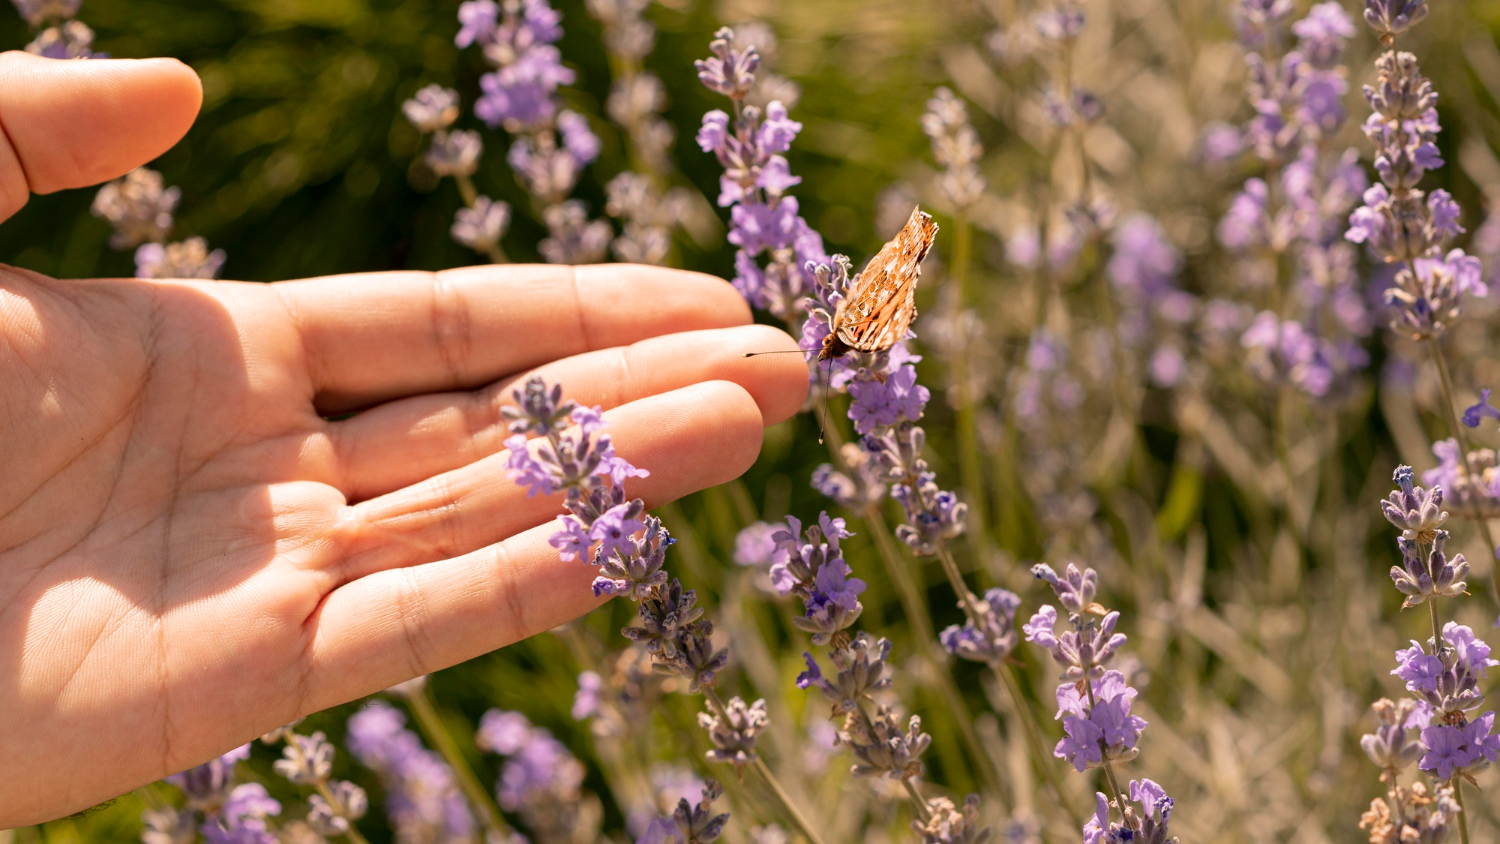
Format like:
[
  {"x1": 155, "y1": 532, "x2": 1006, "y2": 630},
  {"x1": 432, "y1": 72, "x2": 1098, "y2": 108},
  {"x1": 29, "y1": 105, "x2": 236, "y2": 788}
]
[{"x1": 9, "y1": 0, "x2": 1500, "y2": 841}]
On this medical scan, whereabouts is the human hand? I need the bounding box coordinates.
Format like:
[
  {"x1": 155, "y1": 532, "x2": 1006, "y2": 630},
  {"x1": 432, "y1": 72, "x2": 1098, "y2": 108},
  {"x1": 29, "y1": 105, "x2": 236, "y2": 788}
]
[{"x1": 0, "y1": 51, "x2": 808, "y2": 825}]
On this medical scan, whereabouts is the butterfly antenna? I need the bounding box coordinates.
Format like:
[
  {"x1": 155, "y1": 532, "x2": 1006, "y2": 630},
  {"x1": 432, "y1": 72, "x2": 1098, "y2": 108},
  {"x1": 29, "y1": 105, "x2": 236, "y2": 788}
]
[{"x1": 742, "y1": 349, "x2": 818, "y2": 358}]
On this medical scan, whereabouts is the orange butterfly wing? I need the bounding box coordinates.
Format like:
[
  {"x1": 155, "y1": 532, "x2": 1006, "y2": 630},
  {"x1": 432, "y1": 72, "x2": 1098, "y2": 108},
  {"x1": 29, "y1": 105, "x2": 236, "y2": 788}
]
[{"x1": 834, "y1": 206, "x2": 939, "y2": 354}]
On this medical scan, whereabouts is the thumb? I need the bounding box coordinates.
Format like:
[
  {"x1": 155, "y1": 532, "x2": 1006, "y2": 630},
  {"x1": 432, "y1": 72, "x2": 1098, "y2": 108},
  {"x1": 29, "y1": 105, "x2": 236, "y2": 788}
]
[{"x1": 0, "y1": 51, "x2": 202, "y2": 223}]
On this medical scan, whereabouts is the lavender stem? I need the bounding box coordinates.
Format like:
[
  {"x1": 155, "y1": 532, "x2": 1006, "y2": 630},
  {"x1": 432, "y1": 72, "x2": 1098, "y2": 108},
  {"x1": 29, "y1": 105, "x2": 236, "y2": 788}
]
[{"x1": 403, "y1": 686, "x2": 513, "y2": 841}]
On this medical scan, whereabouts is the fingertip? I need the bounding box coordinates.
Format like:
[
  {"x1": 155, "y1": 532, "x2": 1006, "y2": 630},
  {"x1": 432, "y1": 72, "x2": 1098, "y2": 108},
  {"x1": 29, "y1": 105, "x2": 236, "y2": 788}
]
[{"x1": 0, "y1": 52, "x2": 203, "y2": 197}]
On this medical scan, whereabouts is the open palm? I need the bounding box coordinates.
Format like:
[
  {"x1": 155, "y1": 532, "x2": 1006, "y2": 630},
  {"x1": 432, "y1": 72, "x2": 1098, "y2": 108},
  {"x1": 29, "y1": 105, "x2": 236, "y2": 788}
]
[{"x1": 0, "y1": 52, "x2": 806, "y2": 825}]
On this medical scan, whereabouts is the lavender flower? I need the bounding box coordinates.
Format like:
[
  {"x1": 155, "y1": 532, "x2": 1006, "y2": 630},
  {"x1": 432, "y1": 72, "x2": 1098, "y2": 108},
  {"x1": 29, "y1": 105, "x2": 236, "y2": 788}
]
[
  {"x1": 1462, "y1": 389, "x2": 1500, "y2": 429},
  {"x1": 1382, "y1": 465, "x2": 1448, "y2": 541},
  {"x1": 939, "y1": 588, "x2": 1022, "y2": 665},
  {"x1": 134, "y1": 238, "x2": 228, "y2": 280},
  {"x1": 796, "y1": 632, "x2": 894, "y2": 713},
  {"x1": 840, "y1": 706, "x2": 930, "y2": 780},
  {"x1": 201, "y1": 784, "x2": 281, "y2": 844},
  {"x1": 1082, "y1": 780, "x2": 1176, "y2": 844},
  {"x1": 166, "y1": 744, "x2": 253, "y2": 814},
  {"x1": 347, "y1": 700, "x2": 476, "y2": 843},
  {"x1": 1346, "y1": 43, "x2": 1487, "y2": 337},
  {"x1": 451, "y1": 196, "x2": 512, "y2": 254},
  {"x1": 1053, "y1": 671, "x2": 1147, "y2": 771},
  {"x1": 1360, "y1": 780, "x2": 1459, "y2": 842},
  {"x1": 11, "y1": 0, "x2": 82, "y2": 27},
  {"x1": 1390, "y1": 530, "x2": 1469, "y2": 608},
  {"x1": 637, "y1": 781, "x2": 728, "y2": 844},
  {"x1": 1393, "y1": 622, "x2": 1496, "y2": 714},
  {"x1": 1422, "y1": 440, "x2": 1500, "y2": 519},
  {"x1": 91, "y1": 167, "x2": 179, "y2": 249},
  {"x1": 1360, "y1": 697, "x2": 1431, "y2": 771},
  {"x1": 698, "y1": 697, "x2": 768, "y2": 772},
  {"x1": 1363, "y1": 0, "x2": 1428, "y2": 45},
  {"x1": 922, "y1": 87, "x2": 986, "y2": 212},
  {"x1": 910, "y1": 794, "x2": 991, "y2": 844}
]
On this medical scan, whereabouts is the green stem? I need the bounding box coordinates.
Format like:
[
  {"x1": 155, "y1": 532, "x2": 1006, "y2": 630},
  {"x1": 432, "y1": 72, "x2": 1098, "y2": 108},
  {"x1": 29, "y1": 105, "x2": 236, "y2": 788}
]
[
  {"x1": 902, "y1": 776, "x2": 934, "y2": 823},
  {"x1": 936, "y1": 542, "x2": 1082, "y2": 827},
  {"x1": 863, "y1": 505, "x2": 1007, "y2": 801},
  {"x1": 404, "y1": 687, "x2": 513, "y2": 841},
  {"x1": 1427, "y1": 341, "x2": 1500, "y2": 606},
  {"x1": 995, "y1": 663, "x2": 1085, "y2": 829},
  {"x1": 1453, "y1": 777, "x2": 1471, "y2": 844}
]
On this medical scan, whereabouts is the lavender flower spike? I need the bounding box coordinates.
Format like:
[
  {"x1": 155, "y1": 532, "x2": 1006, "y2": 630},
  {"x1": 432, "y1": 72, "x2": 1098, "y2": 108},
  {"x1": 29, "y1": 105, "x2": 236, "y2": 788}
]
[
  {"x1": 1390, "y1": 530, "x2": 1469, "y2": 608},
  {"x1": 939, "y1": 587, "x2": 1021, "y2": 665},
  {"x1": 1463, "y1": 389, "x2": 1500, "y2": 429},
  {"x1": 1381, "y1": 465, "x2": 1447, "y2": 541},
  {"x1": 699, "y1": 697, "x2": 769, "y2": 773}
]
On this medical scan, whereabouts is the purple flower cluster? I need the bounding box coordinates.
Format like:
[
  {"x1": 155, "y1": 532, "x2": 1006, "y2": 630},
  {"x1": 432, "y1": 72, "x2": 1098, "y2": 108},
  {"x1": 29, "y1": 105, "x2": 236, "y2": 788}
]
[
  {"x1": 698, "y1": 696, "x2": 769, "y2": 773},
  {"x1": 262, "y1": 727, "x2": 370, "y2": 838},
  {"x1": 11, "y1": 0, "x2": 99, "y2": 58},
  {"x1": 1240, "y1": 310, "x2": 1369, "y2": 398},
  {"x1": 1220, "y1": 1, "x2": 1372, "y2": 397},
  {"x1": 1024, "y1": 563, "x2": 1170, "y2": 838},
  {"x1": 159, "y1": 744, "x2": 283, "y2": 844},
  {"x1": 1366, "y1": 454, "x2": 1500, "y2": 801},
  {"x1": 504, "y1": 377, "x2": 734, "y2": 699},
  {"x1": 90, "y1": 167, "x2": 227, "y2": 280},
  {"x1": 765, "y1": 513, "x2": 867, "y2": 646},
  {"x1": 456, "y1": 0, "x2": 607, "y2": 263},
  {"x1": 1052, "y1": 671, "x2": 1147, "y2": 773},
  {"x1": 1082, "y1": 779, "x2": 1174, "y2": 844},
  {"x1": 1421, "y1": 440, "x2": 1500, "y2": 520},
  {"x1": 1107, "y1": 214, "x2": 1197, "y2": 388},
  {"x1": 938, "y1": 587, "x2": 1021, "y2": 665},
  {"x1": 796, "y1": 631, "x2": 894, "y2": 713},
  {"x1": 636, "y1": 780, "x2": 728, "y2": 844},
  {"x1": 402, "y1": 84, "x2": 512, "y2": 260},
  {"x1": 476, "y1": 710, "x2": 598, "y2": 841},
  {"x1": 1393, "y1": 622, "x2": 1496, "y2": 716},
  {"x1": 1345, "y1": 19, "x2": 1488, "y2": 338},
  {"x1": 696, "y1": 27, "x2": 826, "y2": 319},
  {"x1": 346, "y1": 700, "x2": 477, "y2": 843},
  {"x1": 500, "y1": 377, "x2": 658, "y2": 598}
]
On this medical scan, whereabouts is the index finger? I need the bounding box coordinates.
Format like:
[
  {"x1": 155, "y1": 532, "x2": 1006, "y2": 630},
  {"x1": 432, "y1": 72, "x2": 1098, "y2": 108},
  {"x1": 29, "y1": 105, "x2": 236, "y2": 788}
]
[{"x1": 270, "y1": 263, "x2": 752, "y2": 414}]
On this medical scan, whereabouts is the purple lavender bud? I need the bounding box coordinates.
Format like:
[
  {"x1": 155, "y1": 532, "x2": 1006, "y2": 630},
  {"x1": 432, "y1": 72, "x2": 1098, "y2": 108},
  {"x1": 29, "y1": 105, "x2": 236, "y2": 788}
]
[
  {"x1": 425, "y1": 129, "x2": 483, "y2": 178},
  {"x1": 794, "y1": 557, "x2": 866, "y2": 645},
  {"x1": 1389, "y1": 527, "x2": 1470, "y2": 607},
  {"x1": 910, "y1": 794, "x2": 990, "y2": 844},
  {"x1": 1464, "y1": 388, "x2": 1500, "y2": 429},
  {"x1": 456, "y1": 0, "x2": 500, "y2": 47},
  {"x1": 795, "y1": 633, "x2": 893, "y2": 712},
  {"x1": 572, "y1": 670, "x2": 604, "y2": 721},
  {"x1": 1363, "y1": 0, "x2": 1428, "y2": 44},
  {"x1": 1293, "y1": 2, "x2": 1355, "y2": 68},
  {"x1": 698, "y1": 697, "x2": 768, "y2": 771},
  {"x1": 451, "y1": 196, "x2": 511, "y2": 255},
  {"x1": 939, "y1": 588, "x2": 1022, "y2": 665},
  {"x1": 308, "y1": 781, "x2": 368, "y2": 837},
  {"x1": 135, "y1": 239, "x2": 227, "y2": 280},
  {"x1": 695, "y1": 27, "x2": 759, "y2": 99},
  {"x1": 1031, "y1": 562, "x2": 1098, "y2": 615},
  {"x1": 1107, "y1": 214, "x2": 1182, "y2": 300},
  {"x1": 593, "y1": 512, "x2": 671, "y2": 600},
  {"x1": 1381, "y1": 464, "x2": 1447, "y2": 540},
  {"x1": 540, "y1": 200, "x2": 612, "y2": 265},
  {"x1": 1361, "y1": 697, "x2": 1430, "y2": 770},
  {"x1": 403, "y1": 85, "x2": 462, "y2": 133},
  {"x1": 201, "y1": 784, "x2": 280, "y2": 844},
  {"x1": 25, "y1": 20, "x2": 97, "y2": 58},
  {"x1": 272, "y1": 732, "x2": 334, "y2": 785},
  {"x1": 92, "y1": 168, "x2": 180, "y2": 249},
  {"x1": 1234, "y1": 0, "x2": 1294, "y2": 47},
  {"x1": 842, "y1": 707, "x2": 930, "y2": 780},
  {"x1": 12, "y1": 0, "x2": 82, "y2": 26},
  {"x1": 347, "y1": 701, "x2": 477, "y2": 843},
  {"x1": 166, "y1": 745, "x2": 252, "y2": 813}
]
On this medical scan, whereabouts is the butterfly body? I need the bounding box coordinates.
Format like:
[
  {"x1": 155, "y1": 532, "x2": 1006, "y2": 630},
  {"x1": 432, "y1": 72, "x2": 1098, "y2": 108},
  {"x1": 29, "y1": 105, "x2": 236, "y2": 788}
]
[{"x1": 818, "y1": 206, "x2": 939, "y2": 362}]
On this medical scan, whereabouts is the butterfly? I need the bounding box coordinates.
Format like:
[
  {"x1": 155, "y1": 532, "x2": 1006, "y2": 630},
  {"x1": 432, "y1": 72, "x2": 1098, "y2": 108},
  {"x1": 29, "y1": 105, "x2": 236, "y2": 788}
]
[{"x1": 819, "y1": 205, "x2": 939, "y2": 362}]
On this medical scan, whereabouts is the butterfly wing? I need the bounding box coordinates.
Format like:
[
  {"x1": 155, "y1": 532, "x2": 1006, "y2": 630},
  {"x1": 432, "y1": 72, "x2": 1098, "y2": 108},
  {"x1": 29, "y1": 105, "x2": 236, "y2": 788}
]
[{"x1": 835, "y1": 206, "x2": 939, "y2": 354}]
